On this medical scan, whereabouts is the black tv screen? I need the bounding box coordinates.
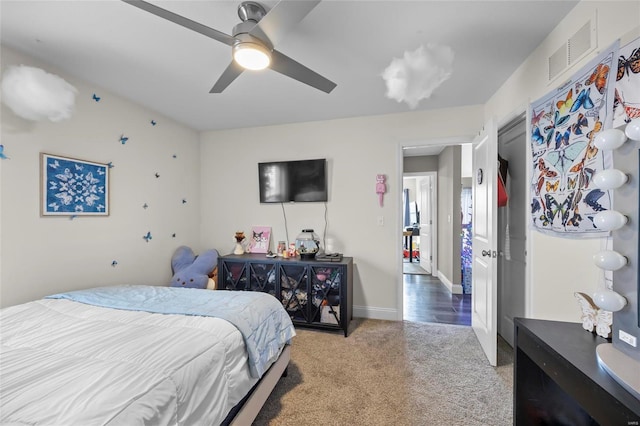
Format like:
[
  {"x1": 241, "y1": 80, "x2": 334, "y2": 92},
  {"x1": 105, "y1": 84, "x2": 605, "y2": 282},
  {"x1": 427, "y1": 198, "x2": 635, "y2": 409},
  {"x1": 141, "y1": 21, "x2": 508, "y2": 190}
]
[{"x1": 258, "y1": 159, "x2": 327, "y2": 203}]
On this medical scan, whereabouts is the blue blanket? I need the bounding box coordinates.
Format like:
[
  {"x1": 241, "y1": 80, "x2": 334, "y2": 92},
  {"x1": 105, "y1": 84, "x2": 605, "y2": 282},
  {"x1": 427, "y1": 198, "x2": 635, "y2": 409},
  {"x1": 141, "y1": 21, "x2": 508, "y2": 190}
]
[{"x1": 46, "y1": 285, "x2": 296, "y2": 378}]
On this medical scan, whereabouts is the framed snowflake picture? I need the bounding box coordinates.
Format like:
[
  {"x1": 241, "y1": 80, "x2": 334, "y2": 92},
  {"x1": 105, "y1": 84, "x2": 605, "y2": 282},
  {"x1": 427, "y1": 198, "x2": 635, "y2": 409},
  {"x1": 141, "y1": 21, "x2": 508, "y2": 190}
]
[{"x1": 40, "y1": 153, "x2": 109, "y2": 216}]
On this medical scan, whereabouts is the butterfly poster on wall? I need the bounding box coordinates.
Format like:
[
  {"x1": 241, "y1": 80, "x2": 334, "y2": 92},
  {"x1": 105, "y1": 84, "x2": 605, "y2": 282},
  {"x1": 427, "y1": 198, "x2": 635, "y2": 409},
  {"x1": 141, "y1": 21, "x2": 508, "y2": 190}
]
[
  {"x1": 246, "y1": 226, "x2": 271, "y2": 253},
  {"x1": 613, "y1": 35, "x2": 640, "y2": 128},
  {"x1": 529, "y1": 41, "x2": 619, "y2": 235}
]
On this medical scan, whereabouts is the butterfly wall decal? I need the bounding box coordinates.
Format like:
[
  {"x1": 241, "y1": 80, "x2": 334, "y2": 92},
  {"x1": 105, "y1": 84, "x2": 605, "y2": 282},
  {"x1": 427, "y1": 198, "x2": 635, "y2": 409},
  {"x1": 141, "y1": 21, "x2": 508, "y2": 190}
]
[
  {"x1": 155, "y1": 173, "x2": 160, "y2": 178},
  {"x1": 0, "y1": 145, "x2": 9, "y2": 160},
  {"x1": 111, "y1": 260, "x2": 118, "y2": 267},
  {"x1": 119, "y1": 134, "x2": 129, "y2": 145},
  {"x1": 585, "y1": 63, "x2": 610, "y2": 94},
  {"x1": 570, "y1": 87, "x2": 595, "y2": 113},
  {"x1": 574, "y1": 292, "x2": 612, "y2": 339},
  {"x1": 143, "y1": 231, "x2": 152, "y2": 242},
  {"x1": 143, "y1": 203, "x2": 148, "y2": 209},
  {"x1": 92, "y1": 93, "x2": 101, "y2": 102},
  {"x1": 150, "y1": 120, "x2": 157, "y2": 126},
  {"x1": 616, "y1": 47, "x2": 640, "y2": 81}
]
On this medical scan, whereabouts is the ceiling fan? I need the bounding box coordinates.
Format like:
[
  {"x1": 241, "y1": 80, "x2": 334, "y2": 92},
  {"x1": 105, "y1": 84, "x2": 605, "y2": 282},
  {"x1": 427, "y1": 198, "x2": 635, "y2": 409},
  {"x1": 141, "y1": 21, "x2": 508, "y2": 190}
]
[{"x1": 122, "y1": 0, "x2": 336, "y2": 94}]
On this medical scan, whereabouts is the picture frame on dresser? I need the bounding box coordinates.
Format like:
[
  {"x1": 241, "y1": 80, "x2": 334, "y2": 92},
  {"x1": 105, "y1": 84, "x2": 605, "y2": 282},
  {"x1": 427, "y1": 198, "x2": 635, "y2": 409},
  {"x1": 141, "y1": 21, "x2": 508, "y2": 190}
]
[{"x1": 246, "y1": 226, "x2": 271, "y2": 254}]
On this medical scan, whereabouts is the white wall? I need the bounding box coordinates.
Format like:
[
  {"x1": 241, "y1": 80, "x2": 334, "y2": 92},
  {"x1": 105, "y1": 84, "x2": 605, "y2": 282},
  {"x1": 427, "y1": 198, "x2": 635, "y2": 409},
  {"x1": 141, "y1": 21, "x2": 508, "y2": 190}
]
[
  {"x1": 199, "y1": 106, "x2": 483, "y2": 319},
  {"x1": 485, "y1": 1, "x2": 640, "y2": 321},
  {"x1": 0, "y1": 47, "x2": 201, "y2": 307}
]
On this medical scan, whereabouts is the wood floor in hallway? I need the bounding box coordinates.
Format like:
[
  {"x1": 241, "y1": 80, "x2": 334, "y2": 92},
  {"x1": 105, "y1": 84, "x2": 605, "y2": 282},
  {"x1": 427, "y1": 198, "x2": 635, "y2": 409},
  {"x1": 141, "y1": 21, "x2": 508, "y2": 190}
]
[{"x1": 403, "y1": 272, "x2": 471, "y2": 326}]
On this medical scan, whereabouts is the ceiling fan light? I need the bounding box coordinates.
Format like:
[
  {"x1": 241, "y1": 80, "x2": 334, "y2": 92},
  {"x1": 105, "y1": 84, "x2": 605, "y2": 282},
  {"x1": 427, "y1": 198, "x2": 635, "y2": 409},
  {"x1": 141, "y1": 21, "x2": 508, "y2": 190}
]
[{"x1": 233, "y1": 42, "x2": 271, "y2": 70}]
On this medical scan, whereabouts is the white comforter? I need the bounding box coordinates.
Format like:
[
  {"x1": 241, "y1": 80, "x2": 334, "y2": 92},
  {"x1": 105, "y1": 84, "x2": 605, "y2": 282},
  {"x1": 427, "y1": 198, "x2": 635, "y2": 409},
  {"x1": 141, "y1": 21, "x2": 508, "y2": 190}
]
[{"x1": 0, "y1": 299, "x2": 264, "y2": 425}]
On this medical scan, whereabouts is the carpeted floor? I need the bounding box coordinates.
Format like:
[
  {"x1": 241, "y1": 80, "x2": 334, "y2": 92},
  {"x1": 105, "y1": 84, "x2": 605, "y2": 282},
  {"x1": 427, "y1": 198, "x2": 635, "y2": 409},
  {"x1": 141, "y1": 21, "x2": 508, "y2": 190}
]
[{"x1": 254, "y1": 318, "x2": 513, "y2": 426}]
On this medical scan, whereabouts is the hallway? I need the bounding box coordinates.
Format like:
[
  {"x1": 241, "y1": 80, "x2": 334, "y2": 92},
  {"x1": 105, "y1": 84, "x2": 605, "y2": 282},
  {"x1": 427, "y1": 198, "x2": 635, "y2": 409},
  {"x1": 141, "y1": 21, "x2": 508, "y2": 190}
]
[{"x1": 403, "y1": 272, "x2": 471, "y2": 326}]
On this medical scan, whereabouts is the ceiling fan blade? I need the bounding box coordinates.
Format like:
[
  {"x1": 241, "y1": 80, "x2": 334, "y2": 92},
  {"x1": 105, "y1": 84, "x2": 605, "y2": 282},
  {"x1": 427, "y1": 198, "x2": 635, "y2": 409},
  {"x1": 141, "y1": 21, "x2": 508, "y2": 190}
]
[
  {"x1": 122, "y1": 0, "x2": 236, "y2": 46},
  {"x1": 210, "y1": 61, "x2": 244, "y2": 93},
  {"x1": 270, "y1": 49, "x2": 336, "y2": 93},
  {"x1": 249, "y1": 0, "x2": 320, "y2": 46}
]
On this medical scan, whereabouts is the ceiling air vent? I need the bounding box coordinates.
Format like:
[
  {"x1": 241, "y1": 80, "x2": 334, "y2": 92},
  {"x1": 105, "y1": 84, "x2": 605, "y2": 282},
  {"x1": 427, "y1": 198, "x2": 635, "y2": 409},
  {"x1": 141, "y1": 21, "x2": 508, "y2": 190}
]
[
  {"x1": 549, "y1": 43, "x2": 567, "y2": 81},
  {"x1": 568, "y1": 21, "x2": 593, "y2": 65},
  {"x1": 547, "y1": 12, "x2": 597, "y2": 83}
]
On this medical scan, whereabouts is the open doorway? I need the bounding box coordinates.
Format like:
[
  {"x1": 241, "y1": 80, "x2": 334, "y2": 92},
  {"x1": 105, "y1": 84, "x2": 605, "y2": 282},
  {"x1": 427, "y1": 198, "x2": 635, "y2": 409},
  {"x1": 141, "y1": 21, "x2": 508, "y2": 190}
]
[
  {"x1": 497, "y1": 114, "x2": 527, "y2": 347},
  {"x1": 401, "y1": 144, "x2": 472, "y2": 325}
]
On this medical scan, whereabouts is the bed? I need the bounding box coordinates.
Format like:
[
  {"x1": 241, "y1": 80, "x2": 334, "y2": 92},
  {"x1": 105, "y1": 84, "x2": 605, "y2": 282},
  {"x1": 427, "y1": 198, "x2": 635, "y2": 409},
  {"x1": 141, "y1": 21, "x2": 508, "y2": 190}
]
[{"x1": 0, "y1": 285, "x2": 296, "y2": 425}]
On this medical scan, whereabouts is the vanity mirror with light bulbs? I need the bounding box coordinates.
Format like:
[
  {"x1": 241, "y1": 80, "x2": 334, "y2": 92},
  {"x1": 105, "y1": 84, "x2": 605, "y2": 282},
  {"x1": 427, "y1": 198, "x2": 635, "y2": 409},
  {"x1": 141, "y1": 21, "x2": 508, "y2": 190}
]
[{"x1": 597, "y1": 118, "x2": 640, "y2": 399}]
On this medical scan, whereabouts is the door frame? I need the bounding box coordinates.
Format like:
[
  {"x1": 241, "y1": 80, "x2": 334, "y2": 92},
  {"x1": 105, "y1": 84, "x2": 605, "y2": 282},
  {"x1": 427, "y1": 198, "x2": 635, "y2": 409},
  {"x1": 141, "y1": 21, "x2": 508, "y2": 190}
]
[
  {"x1": 396, "y1": 136, "x2": 473, "y2": 321},
  {"x1": 403, "y1": 172, "x2": 437, "y2": 274},
  {"x1": 496, "y1": 106, "x2": 533, "y2": 321}
]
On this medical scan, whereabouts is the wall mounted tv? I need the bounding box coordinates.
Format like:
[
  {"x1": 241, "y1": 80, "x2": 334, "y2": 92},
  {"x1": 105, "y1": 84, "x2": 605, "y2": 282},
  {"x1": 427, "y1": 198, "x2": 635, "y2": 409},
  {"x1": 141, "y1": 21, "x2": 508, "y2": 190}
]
[{"x1": 258, "y1": 159, "x2": 327, "y2": 203}]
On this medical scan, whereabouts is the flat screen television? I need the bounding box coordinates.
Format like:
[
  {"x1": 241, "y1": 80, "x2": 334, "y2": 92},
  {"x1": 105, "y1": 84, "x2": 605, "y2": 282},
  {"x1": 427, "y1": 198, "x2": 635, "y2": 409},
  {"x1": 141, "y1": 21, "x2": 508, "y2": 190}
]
[{"x1": 258, "y1": 159, "x2": 327, "y2": 203}]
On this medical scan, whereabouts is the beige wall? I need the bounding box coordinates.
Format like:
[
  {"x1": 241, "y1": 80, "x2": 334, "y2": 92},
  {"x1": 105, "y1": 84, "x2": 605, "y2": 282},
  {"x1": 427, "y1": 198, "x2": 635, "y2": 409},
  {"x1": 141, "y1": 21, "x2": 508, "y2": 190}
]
[
  {"x1": 404, "y1": 155, "x2": 438, "y2": 173},
  {"x1": 485, "y1": 1, "x2": 640, "y2": 322},
  {"x1": 0, "y1": 47, "x2": 201, "y2": 307},
  {"x1": 436, "y1": 146, "x2": 462, "y2": 288},
  {"x1": 199, "y1": 106, "x2": 483, "y2": 319}
]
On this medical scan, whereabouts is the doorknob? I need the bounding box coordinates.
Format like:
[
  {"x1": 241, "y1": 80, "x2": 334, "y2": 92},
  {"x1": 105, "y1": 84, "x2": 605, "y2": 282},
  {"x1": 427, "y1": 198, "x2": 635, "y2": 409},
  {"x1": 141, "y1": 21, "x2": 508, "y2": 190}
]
[{"x1": 481, "y1": 250, "x2": 491, "y2": 257}]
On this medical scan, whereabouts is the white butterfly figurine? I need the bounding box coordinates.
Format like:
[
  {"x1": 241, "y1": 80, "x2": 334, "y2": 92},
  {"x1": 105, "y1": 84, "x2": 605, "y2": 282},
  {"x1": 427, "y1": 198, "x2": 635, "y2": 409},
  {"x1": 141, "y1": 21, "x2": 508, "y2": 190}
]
[{"x1": 574, "y1": 292, "x2": 612, "y2": 339}]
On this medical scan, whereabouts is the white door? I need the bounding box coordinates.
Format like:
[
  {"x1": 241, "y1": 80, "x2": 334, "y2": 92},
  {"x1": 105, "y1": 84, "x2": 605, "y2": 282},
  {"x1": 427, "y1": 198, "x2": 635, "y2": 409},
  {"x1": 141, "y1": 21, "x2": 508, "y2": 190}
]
[
  {"x1": 472, "y1": 120, "x2": 498, "y2": 366},
  {"x1": 419, "y1": 176, "x2": 433, "y2": 274}
]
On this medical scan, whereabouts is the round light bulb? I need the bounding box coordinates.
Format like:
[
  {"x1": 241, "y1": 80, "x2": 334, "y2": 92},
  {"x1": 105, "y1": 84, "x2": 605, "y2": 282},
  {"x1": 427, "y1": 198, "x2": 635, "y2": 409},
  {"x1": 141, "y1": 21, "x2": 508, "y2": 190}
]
[
  {"x1": 592, "y1": 169, "x2": 628, "y2": 190},
  {"x1": 592, "y1": 290, "x2": 627, "y2": 312},
  {"x1": 625, "y1": 118, "x2": 640, "y2": 141},
  {"x1": 593, "y1": 250, "x2": 627, "y2": 271},
  {"x1": 233, "y1": 43, "x2": 271, "y2": 70},
  {"x1": 593, "y1": 210, "x2": 628, "y2": 231},
  {"x1": 593, "y1": 128, "x2": 627, "y2": 150}
]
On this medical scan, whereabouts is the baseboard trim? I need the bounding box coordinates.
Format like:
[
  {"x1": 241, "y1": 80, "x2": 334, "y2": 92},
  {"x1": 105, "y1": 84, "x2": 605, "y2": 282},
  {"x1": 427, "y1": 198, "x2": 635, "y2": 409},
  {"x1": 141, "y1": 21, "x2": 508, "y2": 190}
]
[
  {"x1": 353, "y1": 305, "x2": 398, "y2": 321},
  {"x1": 437, "y1": 270, "x2": 463, "y2": 294}
]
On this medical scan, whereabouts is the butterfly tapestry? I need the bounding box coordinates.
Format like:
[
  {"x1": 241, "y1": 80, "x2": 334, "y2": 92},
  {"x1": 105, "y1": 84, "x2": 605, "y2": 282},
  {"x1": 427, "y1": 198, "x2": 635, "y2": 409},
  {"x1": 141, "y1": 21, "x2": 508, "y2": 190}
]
[
  {"x1": 613, "y1": 37, "x2": 640, "y2": 127},
  {"x1": 529, "y1": 41, "x2": 616, "y2": 234}
]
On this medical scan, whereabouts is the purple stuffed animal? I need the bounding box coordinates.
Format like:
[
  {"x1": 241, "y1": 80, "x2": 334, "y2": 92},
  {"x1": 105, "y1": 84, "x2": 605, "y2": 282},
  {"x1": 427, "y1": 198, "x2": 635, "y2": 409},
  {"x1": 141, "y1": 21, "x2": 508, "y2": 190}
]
[{"x1": 170, "y1": 246, "x2": 219, "y2": 289}]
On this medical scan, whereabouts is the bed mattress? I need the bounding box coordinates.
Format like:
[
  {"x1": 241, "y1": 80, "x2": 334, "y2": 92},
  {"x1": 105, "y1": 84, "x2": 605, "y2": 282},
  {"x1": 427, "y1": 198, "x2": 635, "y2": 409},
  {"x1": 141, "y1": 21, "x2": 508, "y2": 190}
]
[{"x1": 0, "y1": 298, "x2": 269, "y2": 425}]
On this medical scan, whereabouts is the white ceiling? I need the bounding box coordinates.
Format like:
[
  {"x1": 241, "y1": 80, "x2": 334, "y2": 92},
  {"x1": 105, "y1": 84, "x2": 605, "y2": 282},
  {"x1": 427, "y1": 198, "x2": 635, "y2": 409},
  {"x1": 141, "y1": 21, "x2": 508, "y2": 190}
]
[{"x1": 1, "y1": 0, "x2": 578, "y2": 132}]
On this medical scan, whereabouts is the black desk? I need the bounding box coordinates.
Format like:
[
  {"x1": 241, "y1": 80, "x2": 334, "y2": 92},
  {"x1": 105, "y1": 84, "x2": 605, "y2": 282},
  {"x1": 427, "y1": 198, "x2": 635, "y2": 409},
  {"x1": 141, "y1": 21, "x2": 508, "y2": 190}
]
[{"x1": 514, "y1": 318, "x2": 640, "y2": 425}]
